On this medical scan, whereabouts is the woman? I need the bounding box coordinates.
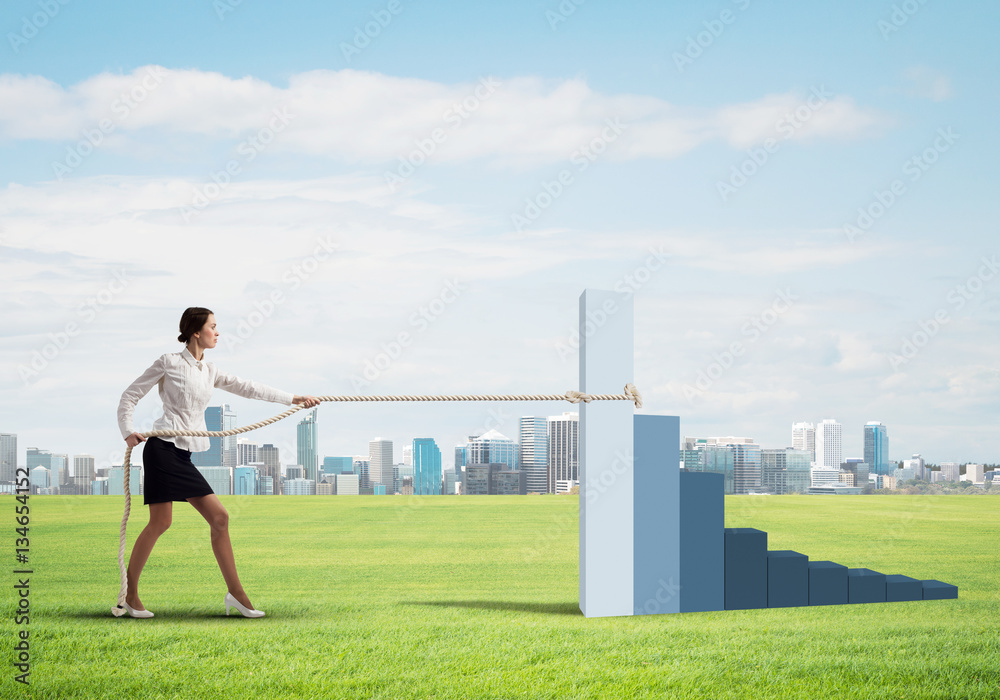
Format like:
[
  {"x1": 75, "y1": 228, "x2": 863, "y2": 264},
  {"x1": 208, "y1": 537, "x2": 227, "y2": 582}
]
[{"x1": 116, "y1": 306, "x2": 319, "y2": 618}]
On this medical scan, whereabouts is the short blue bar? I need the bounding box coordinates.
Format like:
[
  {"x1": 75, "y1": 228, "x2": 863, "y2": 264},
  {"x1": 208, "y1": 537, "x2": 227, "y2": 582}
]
[
  {"x1": 679, "y1": 471, "x2": 724, "y2": 613},
  {"x1": 921, "y1": 580, "x2": 958, "y2": 600},
  {"x1": 848, "y1": 568, "x2": 886, "y2": 604},
  {"x1": 808, "y1": 561, "x2": 848, "y2": 606},
  {"x1": 724, "y1": 528, "x2": 767, "y2": 610},
  {"x1": 885, "y1": 574, "x2": 922, "y2": 602},
  {"x1": 767, "y1": 551, "x2": 808, "y2": 608}
]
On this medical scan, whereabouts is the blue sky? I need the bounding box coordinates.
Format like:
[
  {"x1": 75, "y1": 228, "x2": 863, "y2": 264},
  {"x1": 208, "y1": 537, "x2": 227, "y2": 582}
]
[{"x1": 2, "y1": 0, "x2": 998, "y2": 473}]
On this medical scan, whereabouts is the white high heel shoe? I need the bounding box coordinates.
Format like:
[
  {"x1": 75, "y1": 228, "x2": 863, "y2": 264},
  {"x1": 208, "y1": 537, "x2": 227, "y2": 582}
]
[
  {"x1": 121, "y1": 601, "x2": 154, "y2": 618},
  {"x1": 225, "y1": 592, "x2": 265, "y2": 618}
]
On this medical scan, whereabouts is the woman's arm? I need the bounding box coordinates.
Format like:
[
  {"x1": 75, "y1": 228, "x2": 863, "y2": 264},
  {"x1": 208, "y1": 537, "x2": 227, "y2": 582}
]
[{"x1": 118, "y1": 355, "x2": 166, "y2": 442}]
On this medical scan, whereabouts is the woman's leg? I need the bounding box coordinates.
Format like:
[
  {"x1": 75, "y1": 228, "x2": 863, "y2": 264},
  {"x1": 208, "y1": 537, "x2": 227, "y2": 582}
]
[
  {"x1": 186, "y1": 494, "x2": 255, "y2": 610},
  {"x1": 126, "y1": 502, "x2": 172, "y2": 610}
]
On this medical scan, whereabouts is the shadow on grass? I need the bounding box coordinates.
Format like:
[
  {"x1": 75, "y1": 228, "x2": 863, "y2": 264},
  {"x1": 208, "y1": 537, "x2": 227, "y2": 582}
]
[
  {"x1": 64, "y1": 607, "x2": 311, "y2": 620},
  {"x1": 405, "y1": 600, "x2": 583, "y2": 616}
]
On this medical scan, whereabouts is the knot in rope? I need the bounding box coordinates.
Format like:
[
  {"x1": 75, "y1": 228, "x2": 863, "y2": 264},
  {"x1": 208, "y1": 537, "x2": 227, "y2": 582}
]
[{"x1": 564, "y1": 390, "x2": 592, "y2": 404}]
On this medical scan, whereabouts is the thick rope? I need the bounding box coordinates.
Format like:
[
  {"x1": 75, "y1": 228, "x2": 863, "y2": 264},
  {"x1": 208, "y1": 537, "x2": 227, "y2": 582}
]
[{"x1": 112, "y1": 384, "x2": 641, "y2": 616}]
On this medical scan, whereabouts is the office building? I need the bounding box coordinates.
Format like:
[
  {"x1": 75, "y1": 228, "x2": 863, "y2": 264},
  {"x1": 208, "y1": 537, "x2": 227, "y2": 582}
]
[
  {"x1": 863, "y1": 422, "x2": 890, "y2": 475},
  {"x1": 468, "y1": 429, "x2": 518, "y2": 471},
  {"x1": 791, "y1": 422, "x2": 815, "y2": 462},
  {"x1": 297, "y1": 408, "x2": 319, "y2": 482},
  {"x1": 902, "y1": 454, "x2": 926, "y2": 481},
  {"x1": 815, "y1": 419, "x2": 843, "y2": 469},
  {"x1": 369, "y1": 438, "x2": 393, "y2": 493},
  {"x1": 354, "y1": 459, "x2": 370, "y2": 488},
  {"x1": 323, "y1": 456, "x2": 354, "y2": 476},
  {"x1": 197, "y1": 467, "x2": 232, "y2": 495},
  {"x1": 547, "y1": 412, "x2": 578, "y2": 493},
  {"x1": 413, "y1": 438, "x2": 442, "y2": 495},
  {"x1": 236, "y1": 439, "x2": 259, "y2": 466},
  {"x1": 519, "y1": 416, "x2": 549, "y2": 494},
  {"x1": 761, "y1": 448, "x2": 812, "y2": 494},
  {"x1": 682, "y1": 438, "x2": 736, "y2": 495},
  {"x1": 109, "y1": 466, "x2": 142, "y2": 496},
  {"x1": 966, "y1": 464, "x2": 985, "y2": 484},
  {"x1": 336, "y1": 473, "x2": 360, "y2": 495},
  {"x1": 939, "y1": 462, "x2": 960, "y2": 482},
  {"x1": 193, "y1": 405, "x2": 236, "y2": 467},
  {"x1": 234, "y1": 466, "x2": 258, "y2": 495},
  {"x1": 284, "y1": 478, "x2": 316, "y2": 495},
  {"x1": 703, "y1": 437, "x2": 760, "y2": 494},
  {"x1": 0, "y1": 433, "x2": 16, "y2": 483},
  {"x1": 840, "y1": 459, "x2": 870, "y2": 489},
  {"x1": 810, "y1": 467, "x2": 840, "y2": 487}
]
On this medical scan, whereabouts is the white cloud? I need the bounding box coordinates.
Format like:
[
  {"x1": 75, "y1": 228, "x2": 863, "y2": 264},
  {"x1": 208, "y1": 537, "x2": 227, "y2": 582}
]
[{"x1": 0, "y1": 66, "x2": 887, "y2": 166}]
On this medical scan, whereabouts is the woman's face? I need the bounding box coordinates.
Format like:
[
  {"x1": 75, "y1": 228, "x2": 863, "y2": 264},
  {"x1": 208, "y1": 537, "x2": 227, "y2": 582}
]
[{"x1": 193, "y1": 314, "x2": 219, "y2": 350}]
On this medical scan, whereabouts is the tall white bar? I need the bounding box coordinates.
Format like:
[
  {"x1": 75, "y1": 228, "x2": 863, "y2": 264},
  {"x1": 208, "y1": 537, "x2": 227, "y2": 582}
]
[{"x1": 579, "y1": 289, "x2": 635, "y2": 617}]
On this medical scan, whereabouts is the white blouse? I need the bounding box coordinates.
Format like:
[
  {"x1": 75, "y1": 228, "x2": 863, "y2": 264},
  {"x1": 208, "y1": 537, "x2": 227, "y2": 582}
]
[{"x1": 117, "y1": 346, "x2": 295, "y2": 453}]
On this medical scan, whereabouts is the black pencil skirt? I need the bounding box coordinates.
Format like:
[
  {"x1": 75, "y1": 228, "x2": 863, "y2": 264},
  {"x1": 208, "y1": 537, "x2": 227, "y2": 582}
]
[{"x1": 142, "y1": 436, "x2": 214, "y2": 505}]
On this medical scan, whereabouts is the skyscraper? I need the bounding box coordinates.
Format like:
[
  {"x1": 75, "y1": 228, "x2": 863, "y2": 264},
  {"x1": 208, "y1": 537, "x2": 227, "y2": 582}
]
[
  {"x1": 864, "y1": 421, "x2": 890, "y2": 475},
  {"x1": 413, "y1": 438, "x2": 442, "y2": 495},
  {"x1": 0, "y1": 433, "x2": 16, "y2": 484},
  {"x1": 706, "y1": 437, "x2": 761, "y2": 494},
  {"x1": 791, "y1": 422, "x2": 815, "y2": 463},
  {"x1": 815, "y1": 419, "x2": 843, "y2": 469},
  {"x1": 193, "y1": 404, "x2": 236, "y2": 467},
  {"x1": 236, "y1": 439, "x2": 259, "y2": 467},
  {"x1": 518, "y1": 416, "x2": 549, "y2": 494},
  {"x1": 297, "y1": 408, "x2": 319, "y2": 482},
  {"x1": 468, "y1": 429, "x2": 518, "y2": 470},
  {"x1": 368, "y1": 438, "x2": 393, "y2": 493},
  {"x1": 547, "y1": 412, "x2": 579, "y2": 493}
]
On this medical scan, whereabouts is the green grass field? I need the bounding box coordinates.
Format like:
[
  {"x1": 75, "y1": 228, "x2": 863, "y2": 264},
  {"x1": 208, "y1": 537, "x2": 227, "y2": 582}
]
[{"x1": 3, "y1": 494, "x2": 998, "y2": 699}]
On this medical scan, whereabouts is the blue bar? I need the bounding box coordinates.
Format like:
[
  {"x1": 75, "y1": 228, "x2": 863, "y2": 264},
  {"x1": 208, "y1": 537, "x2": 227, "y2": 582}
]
[
  {"x1": 767, "y1": 551, "x2": 808, "y2": 608},
  {"x1": 848, "y1": 568, "x2": 886, "y2": 604},
  {"x1": 679, "y1": 471, "x2": 724, "y2": 613},
  {"x1": 921, "y1": 580, "x2": 958, "y2": 600},
  {"x1": 633, "y1": 414, "x2": 680, "y2": 616},
  {"x1": 808, "y1": 561, "x2": 848, "y2": 606},
  {"x1": 724, "y1": 528, "x2": 767, "y2": 610},
  {"x1": 885, "y1": 574, "x2": 922, "y2": 602}
]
